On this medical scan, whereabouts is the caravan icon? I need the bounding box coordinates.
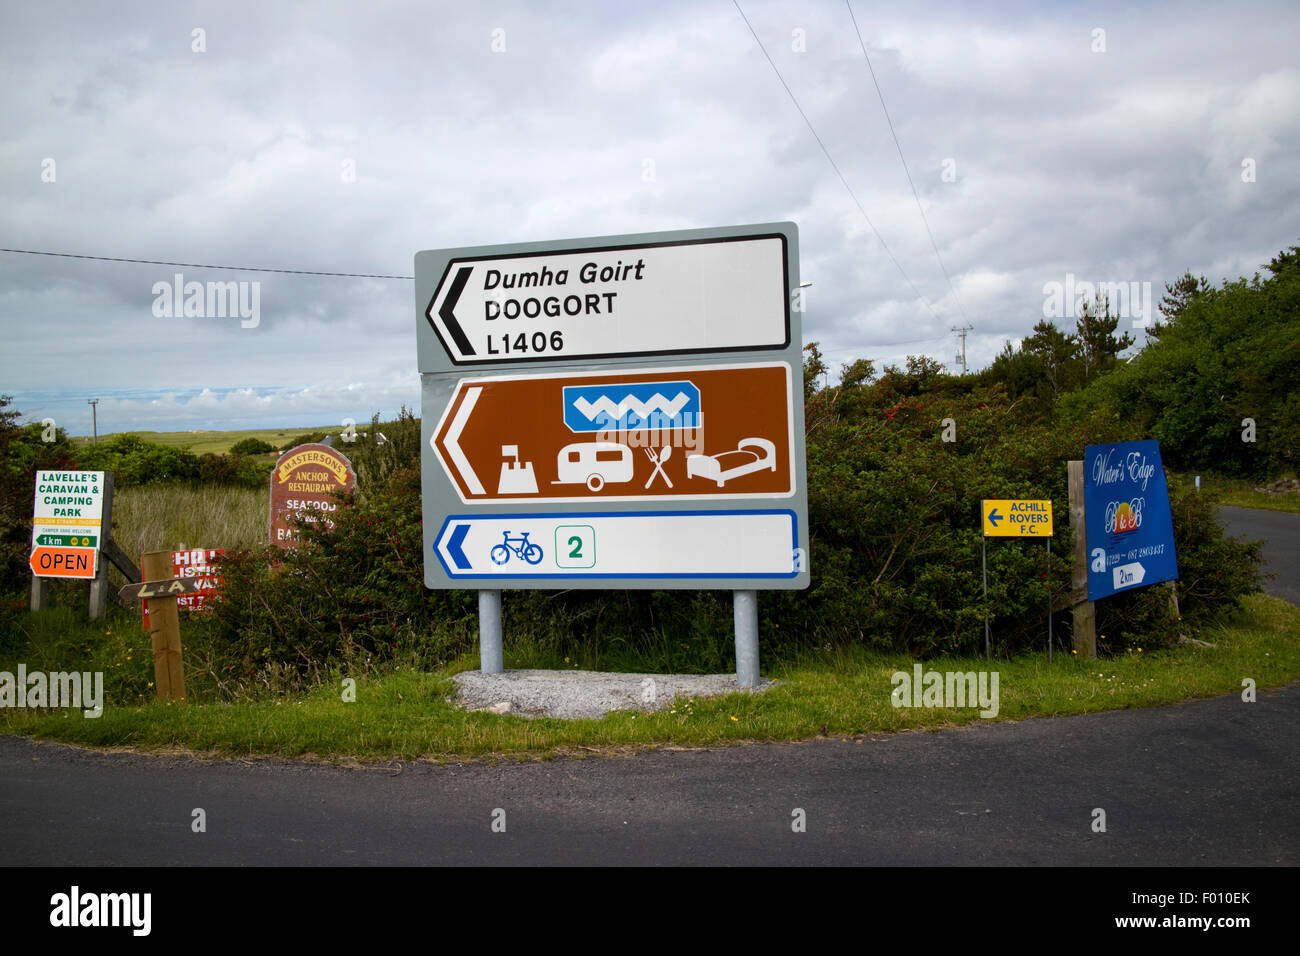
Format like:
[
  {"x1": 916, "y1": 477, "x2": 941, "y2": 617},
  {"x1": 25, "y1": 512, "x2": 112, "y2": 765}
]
[{"x1": 553, "y1": 442, "x2": 634, "y2": 492}]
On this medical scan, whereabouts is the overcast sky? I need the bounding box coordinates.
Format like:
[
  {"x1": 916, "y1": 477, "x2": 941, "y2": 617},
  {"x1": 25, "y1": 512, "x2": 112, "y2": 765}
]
[{"x1": 2, "y1": 0, "x2": 1296, "y2": 436}]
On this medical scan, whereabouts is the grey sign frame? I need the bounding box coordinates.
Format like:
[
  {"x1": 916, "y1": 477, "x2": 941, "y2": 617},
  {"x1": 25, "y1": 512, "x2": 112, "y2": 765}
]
[{"x1": 415, "y1": 221, "x2": 810, "y2": 591}]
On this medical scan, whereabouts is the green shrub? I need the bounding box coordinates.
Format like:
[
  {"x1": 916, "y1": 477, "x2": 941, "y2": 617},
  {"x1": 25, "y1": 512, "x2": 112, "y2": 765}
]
[
  {"x1": 191, "y1": 375, "x2": 1264, "y2": 686},
  {"x1": 762, "y1": 359, "x2": 1262, "y2": 657},
  {"x1": 195, "y1": 453, "x2": 270, "y2": 488},
  {"x1": 1090, "y1": 481, "x2": 1263, "y2": 651},
  {"x1": 337, "y1": 408, "x2": 420, "y2": 497},
  {"x1": 74, "y1": 433, "x2": 199, "y2": 485},
  {"x1": 229, "y1": 437, "x2": 275, "y2": 456},
  {"x1": 190, "y1": 465, "x2": 477, "y2": 693}
]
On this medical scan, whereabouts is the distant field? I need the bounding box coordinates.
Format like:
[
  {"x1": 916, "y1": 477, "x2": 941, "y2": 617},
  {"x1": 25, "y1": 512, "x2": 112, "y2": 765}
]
[{"x1": 69, "y1": 426, "x2": 337, "y2": 455}]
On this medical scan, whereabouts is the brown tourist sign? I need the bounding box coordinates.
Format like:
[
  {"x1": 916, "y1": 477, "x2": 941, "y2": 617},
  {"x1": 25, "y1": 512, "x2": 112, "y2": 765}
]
[{"x1": 269, "y1": 443, "x2": 357, "y2": 548}]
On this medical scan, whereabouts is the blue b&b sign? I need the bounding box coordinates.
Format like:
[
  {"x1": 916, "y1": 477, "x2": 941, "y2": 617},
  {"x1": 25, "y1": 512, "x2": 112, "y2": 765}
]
[{"x1": 1083, "y1": 440, "x2": 1179, "y2": 601}]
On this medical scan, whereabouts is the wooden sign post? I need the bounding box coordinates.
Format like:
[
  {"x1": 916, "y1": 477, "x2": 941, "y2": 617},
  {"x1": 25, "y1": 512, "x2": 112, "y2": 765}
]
[
  {"x1": 120, "y1": 551, "x2": 188, "y2": 703},
  {"x1": 1068, "y1": 459, "x2": 1097, "y2": 659}
]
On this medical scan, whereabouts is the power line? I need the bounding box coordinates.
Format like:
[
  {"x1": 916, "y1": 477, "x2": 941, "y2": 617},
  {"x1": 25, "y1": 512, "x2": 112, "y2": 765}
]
[
  {"x1": 820, "y1": 331, "x2": 950, "y2": 355},
  {"x1": 0, "y1": 247, "x2": 413, "y2": 280},
  {"x1": 731, "y1": 0, "x2": 942, "y2": 322},
  {"x1": 844, "y1": 0, "x2": 969, "y2": 324}
]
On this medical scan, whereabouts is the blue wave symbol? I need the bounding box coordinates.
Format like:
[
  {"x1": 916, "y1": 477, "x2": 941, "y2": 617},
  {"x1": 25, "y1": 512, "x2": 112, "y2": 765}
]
[{"x1": 563, "y1": 381, "x2": 701, "y2": 432}]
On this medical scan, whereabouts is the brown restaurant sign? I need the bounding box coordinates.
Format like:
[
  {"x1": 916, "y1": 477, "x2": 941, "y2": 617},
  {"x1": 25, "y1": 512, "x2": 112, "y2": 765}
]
[{"x1": 269, "y1": 443, "x2": 356, "y2": 548}]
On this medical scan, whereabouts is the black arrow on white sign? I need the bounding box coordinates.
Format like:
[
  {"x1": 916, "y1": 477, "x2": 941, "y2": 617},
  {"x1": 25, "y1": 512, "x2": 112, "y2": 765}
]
[{"x1": 430, "y1": 265, "x2": 476, "y2": 357}]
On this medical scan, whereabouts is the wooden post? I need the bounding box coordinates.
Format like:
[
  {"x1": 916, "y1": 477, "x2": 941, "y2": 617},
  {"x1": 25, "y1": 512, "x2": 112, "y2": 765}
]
[
  {"x1": 30, "y1": 576, "x2": 48, "y2": 612},
  {"x1": 141, "y1": 550, "x2": 186, "y2": 703},
  {"x1": 88, "y1": 473, "x2": 115, "y2": 620},
  {"x1": 101, "y1": 535, "x2": 140, "y2": 608},
  {"x1": 1068, "y1": 459, "x2": 1097, "y2": 659}
]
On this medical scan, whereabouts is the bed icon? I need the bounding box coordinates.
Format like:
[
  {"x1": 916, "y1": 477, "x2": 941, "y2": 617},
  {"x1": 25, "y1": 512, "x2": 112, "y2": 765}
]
[{"x1": 686, "y1": 438, "x2": 777, "y2": 487}]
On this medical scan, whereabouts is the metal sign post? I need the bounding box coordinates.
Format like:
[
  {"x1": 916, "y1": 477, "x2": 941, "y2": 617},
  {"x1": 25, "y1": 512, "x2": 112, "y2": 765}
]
[
  {"x1": 980, "y1": 499, "x2": 1056, "y2": 660},
  {"x1": 1047, "y1": 537, "x2": 1053, "y2": 663},
  {"x1": 982, "y1": 536, "x2": 990, "y2": 661},
  {"x1": 416, "y1": 223, "x2": 811, "y2": 685}
]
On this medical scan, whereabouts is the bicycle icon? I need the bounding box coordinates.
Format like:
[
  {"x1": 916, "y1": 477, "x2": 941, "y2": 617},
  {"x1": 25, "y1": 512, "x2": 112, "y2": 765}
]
[{"x1": 490, "y1": 531, "x2": 544, "y2": 566}]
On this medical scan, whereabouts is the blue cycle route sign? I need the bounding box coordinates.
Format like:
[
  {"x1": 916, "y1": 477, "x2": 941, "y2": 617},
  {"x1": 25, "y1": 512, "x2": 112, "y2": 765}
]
[{"x1": 1083, "y1": 439, "x2": 1179, "y2": 601}]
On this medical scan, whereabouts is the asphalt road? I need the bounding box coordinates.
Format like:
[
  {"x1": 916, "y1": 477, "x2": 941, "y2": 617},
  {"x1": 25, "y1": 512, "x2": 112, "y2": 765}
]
[
  {"x1": 4, "y1": 679, "x2": 1297, "y2": 866},
  {"x1": 1218, "y1": 505, "x2": 1300, "y2": 604},
  {"x1": 2, "y1": 506, "x2": 1295, "y2": 867}
]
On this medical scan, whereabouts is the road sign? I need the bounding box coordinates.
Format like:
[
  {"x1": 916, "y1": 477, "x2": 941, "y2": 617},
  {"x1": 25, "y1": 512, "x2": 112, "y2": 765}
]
[
  {"x1": 269, "y1": 444, "x2": 356, "y2": 548},
  {"x1": 431, "y1": 362, "x2": 795, "y2": 504},
  {"x1": 119, "y1": 576, "x2": 210, "y2": 602},
  {"x1": 418, "y1": 232, "x2": 789, "y2": 367},
  {"x1": 141, "y1": 549, "x2": 224, "y2": 629},
  {"x1": 434, "y1": 510, "x2": 800, "y2": 580},
  {"x1": 29, "y1": 546, "x2": 97, "y2": 579},
  {"x1": 416, "y1": 222, "x2": 809, "y2": 591},
  {"x1": 982, "y1": 499, "x2": 1053, "y2": 537},
  {"x1": 34, "y1": 533, "x2": 97, "y2": 548},
  {"x1": 1083, "y1": 440, "x2": 1179, "y2": 601},
  {"x1": 31, "y1": 470, "x2": 105, "y2": 578}
]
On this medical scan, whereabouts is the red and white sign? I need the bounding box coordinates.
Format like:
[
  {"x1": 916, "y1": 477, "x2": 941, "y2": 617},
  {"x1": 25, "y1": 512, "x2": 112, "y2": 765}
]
[{"x1": 141, "y1": 549, "x2": 225, "y2": 629}]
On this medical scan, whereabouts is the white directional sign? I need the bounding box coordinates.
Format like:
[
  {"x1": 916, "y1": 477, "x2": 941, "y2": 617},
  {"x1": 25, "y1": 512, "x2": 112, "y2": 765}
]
[
  {"x1": 433, "y1": 510, "x2": 800, "y2": 581},
  {"x1": 1112, "y1": 561, "x2": 1146, "y2": 590},
  {"x1": 30, "y1": 470, "x2": 106, "y2": 579},
  {"x1": 421, "y1": 234, "x2": 789, "y2": 365}
]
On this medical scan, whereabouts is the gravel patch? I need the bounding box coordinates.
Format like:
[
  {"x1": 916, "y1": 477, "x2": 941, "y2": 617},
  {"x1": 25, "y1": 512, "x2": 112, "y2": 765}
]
[{"x1": 452, "y1": 669, "x2": 776, "y2": 720}]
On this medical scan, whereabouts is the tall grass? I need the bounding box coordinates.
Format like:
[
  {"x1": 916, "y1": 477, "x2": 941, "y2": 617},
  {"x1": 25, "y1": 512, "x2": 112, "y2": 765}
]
[{"x1": 111, "y1": 484, "x2": 267, "y2": 560}]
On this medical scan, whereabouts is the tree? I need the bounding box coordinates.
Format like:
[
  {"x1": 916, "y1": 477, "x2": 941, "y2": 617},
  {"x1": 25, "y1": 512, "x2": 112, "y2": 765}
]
[
  {"x1": 802, "y1": 343, "x2": 827, "y2": 402},
  {"x1": 1150, "y1": 271, "x2": 1210, "y2": 339},
  {"x1": 1021, "y1": 320, "x2": 1081, "y2": 397},
  {"x1": 984, "y1": 340, "x2": 1044, "y2": 400},
  {"x1": 1076, "y1": 293, "x2": 1134, "y2": 381},
  {"x1": 1063, "y1": 241, "x2": 1300, "y2": 478},
  {"x1": 839, "y1": 357, "x2": 876, "y2": 388}
]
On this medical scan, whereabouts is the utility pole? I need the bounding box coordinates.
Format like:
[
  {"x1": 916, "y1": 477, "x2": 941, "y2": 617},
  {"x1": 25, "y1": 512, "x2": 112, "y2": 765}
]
[
  {"x1": 951, "y1": 325, "x2": 973, "y2": 375},
  {"x1": 87, "y1": 398, "x2": 99, "y2": 445}
]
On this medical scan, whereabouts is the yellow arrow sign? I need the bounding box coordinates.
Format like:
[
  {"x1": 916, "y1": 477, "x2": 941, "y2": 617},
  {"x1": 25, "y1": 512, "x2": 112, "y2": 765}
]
[{"x1": 982, "y1": 499, "x2": 1053, "y2": 537}]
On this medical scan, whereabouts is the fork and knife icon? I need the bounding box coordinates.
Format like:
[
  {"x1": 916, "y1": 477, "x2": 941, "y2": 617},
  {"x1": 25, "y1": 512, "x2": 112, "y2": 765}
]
[{"x1": 644, "y1": 446, "x2": 673, "y2": 489}]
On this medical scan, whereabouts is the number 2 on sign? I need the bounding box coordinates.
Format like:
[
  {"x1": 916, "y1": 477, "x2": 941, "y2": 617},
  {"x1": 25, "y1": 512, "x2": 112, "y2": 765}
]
[{"x1": 555, "y1": 525, "x2": 595, "y2": 569}]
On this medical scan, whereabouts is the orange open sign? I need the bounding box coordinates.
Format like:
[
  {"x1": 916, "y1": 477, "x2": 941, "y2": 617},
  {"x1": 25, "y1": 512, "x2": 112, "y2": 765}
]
[{"x1": 29, "y1": 546, "x2": 98, "y2": 579}]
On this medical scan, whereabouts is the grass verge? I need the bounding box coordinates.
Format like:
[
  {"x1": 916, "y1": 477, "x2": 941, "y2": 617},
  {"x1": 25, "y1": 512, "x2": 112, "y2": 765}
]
[
  {"x1": 1217, "y1": 489, "x2": 1300, "y2": 514},
  {"x1": 1167, "y1": 471, "x2": 1300, "y2": 515},
  {"x1": 2, "y1": 594, "x2": 1296, "y2": 762}
]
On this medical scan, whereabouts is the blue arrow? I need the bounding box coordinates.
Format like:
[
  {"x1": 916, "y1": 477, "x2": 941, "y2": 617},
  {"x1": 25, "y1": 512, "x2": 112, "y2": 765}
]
[
  {"x1": 988, "y1": 508, "x2": 1003, "y2": 528},
  {"x1": 446, "y1": 523, "x2": 472, "y2": 570}
]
